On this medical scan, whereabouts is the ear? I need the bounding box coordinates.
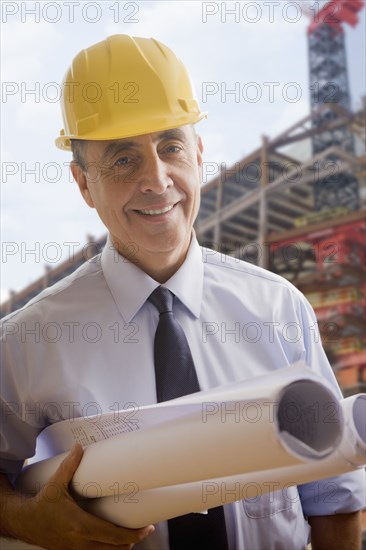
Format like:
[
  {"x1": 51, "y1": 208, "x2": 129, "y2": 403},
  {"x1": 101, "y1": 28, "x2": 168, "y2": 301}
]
[
  {"x1": 70, "y1": 162, "x2": 95, "y2": 209},
  {"x1": 196, "y1": 135, "x2": 204, "y2": 168}
]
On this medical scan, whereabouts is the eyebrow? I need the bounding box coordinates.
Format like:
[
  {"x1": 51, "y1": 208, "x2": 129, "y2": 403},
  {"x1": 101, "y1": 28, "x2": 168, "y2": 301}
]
[
  {"x1": 156, "y1": 128, "x2": 187, "y2": 142},
  {"x1": 101, "y1": 128, "x2": 188, "y2": 161}
]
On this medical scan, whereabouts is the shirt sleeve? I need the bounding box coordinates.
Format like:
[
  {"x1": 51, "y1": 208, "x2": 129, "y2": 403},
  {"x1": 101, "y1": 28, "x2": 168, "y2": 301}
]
[
  {"x1": 295, "y1": 293, "x2": 366, "y2": 515},
  {"x1": 298, "y1": 471, "x2": 366, "y2": 516},
  {"x1": 0, "y1": 316, "x2": 43, "y2": 479}
]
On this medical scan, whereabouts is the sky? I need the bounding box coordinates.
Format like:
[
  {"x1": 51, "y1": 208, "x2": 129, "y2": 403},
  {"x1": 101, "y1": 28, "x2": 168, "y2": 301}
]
[{"x1": 1, "y1": 0, "x2": 365, "y2": 303}]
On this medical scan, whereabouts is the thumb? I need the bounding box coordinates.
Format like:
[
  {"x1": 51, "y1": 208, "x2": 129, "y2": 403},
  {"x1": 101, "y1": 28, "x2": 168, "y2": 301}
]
[{"x1": 49, "y1": 443, "x2": 84, "y2": 486}]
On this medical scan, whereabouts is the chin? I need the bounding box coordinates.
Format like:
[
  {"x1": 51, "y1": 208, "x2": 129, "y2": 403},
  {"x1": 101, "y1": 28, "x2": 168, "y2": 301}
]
[{"x1": 145, "y1": 232, "x2": 186, "y2": 253}]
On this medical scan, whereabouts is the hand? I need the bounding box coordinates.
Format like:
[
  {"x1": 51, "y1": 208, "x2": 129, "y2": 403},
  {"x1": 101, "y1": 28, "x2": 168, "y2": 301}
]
[
  {"x1": 309, "y1": 511, "x2": 362, "y2": 550},
  {"x1": 8, "y1": 444, "x2": 155, "y2": 549}
]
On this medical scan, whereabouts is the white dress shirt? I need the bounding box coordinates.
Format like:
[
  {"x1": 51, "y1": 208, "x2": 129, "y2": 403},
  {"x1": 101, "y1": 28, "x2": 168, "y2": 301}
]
[{"x1": 1, "y1": 233, "x2": 364, "y2": 550}]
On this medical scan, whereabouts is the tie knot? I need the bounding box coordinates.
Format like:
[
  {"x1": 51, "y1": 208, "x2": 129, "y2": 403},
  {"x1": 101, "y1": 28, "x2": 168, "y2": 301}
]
[{"x1": 148, "y1": 286, "x2": 174, "y2": 314}]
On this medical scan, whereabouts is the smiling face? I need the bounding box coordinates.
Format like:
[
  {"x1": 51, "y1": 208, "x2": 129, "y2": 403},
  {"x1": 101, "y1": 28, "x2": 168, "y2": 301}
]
[{"x1": 71, "y1": 125, "x2": 203, "y2": 282}]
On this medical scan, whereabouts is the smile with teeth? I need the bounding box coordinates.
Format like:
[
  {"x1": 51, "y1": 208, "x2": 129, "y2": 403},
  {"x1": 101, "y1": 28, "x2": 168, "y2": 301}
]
[{"x1": 137, "y1": 204, "x2": 174, "y2": 216}]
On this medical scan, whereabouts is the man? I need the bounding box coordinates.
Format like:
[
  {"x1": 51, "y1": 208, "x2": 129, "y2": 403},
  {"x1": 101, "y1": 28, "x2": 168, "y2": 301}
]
[{"x1": 0, "y1": 35, "x2": 364, "y2": 550}]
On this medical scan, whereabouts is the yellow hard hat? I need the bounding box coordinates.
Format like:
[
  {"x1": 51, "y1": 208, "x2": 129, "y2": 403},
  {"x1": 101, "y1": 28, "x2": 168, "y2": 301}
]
[{"x1": 55, "y1": 35, "x2": 207, "y2": 150}]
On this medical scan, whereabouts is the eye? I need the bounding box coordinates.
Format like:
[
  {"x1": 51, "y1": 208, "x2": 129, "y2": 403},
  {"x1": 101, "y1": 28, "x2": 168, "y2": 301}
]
[
  {"x1": 114, "y1": 156, "x2": 130, "y2": 166},
  {"x1": 164, "y1": 144, "x2": 182, "y2": 154}
]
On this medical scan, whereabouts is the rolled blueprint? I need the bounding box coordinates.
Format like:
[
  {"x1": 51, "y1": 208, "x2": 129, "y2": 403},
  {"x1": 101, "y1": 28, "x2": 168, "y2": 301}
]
[
  {"x1": 17, "y1": 364, "x2": 344, "y2": 499},
  {"x1": 80, "y1": 393, "x2": 366, "y2": 528}
]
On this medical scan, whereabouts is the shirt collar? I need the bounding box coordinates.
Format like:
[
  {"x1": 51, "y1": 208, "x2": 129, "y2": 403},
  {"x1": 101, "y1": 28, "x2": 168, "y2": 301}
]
[{"x1": 101, "y1": 232, "x2": 203, "y2": 323}]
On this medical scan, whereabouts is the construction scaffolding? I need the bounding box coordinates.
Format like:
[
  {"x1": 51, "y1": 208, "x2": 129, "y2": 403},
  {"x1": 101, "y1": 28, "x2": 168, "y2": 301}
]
[{"x1": 196, "y1": 102, "x2": 365, "y2": 255}]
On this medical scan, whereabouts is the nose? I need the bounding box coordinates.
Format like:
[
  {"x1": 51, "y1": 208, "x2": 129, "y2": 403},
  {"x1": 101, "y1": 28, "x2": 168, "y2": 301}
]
[{"x1": 138, "y1": 149, "x2": 173, "y2": 194}]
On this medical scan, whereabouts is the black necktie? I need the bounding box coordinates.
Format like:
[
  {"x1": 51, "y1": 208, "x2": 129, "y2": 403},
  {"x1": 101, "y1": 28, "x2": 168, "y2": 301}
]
[{"x1": 148, "y1": 286, "x2": 229, "y2": 550}]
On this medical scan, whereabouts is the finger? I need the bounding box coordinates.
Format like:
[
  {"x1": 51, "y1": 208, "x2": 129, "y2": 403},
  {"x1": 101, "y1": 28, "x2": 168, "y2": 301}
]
[
  {"x1": 88, "y1": 543, "x2": 133, "y2": 550},
  {"x1": 63, "y1": 505, "x2": 155, "y2": 547},
  {"x1": 49, "y1": 443, "x2": 84, "y2": 485},
  {"x1": 80, "y1": 512, "x2": 155, "y2": 545}
]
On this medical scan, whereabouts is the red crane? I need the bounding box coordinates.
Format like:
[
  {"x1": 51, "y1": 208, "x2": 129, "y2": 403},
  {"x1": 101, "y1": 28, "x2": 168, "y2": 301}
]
[{"x1": 307, "y1": 0, "x2": 364, "y2": 34}]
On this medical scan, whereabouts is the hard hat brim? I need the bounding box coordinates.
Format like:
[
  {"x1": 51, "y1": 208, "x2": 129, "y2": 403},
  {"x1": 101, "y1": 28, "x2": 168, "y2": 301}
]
[{"x1": 56, "y1": 112, "x2": 208, "y2": 151}]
